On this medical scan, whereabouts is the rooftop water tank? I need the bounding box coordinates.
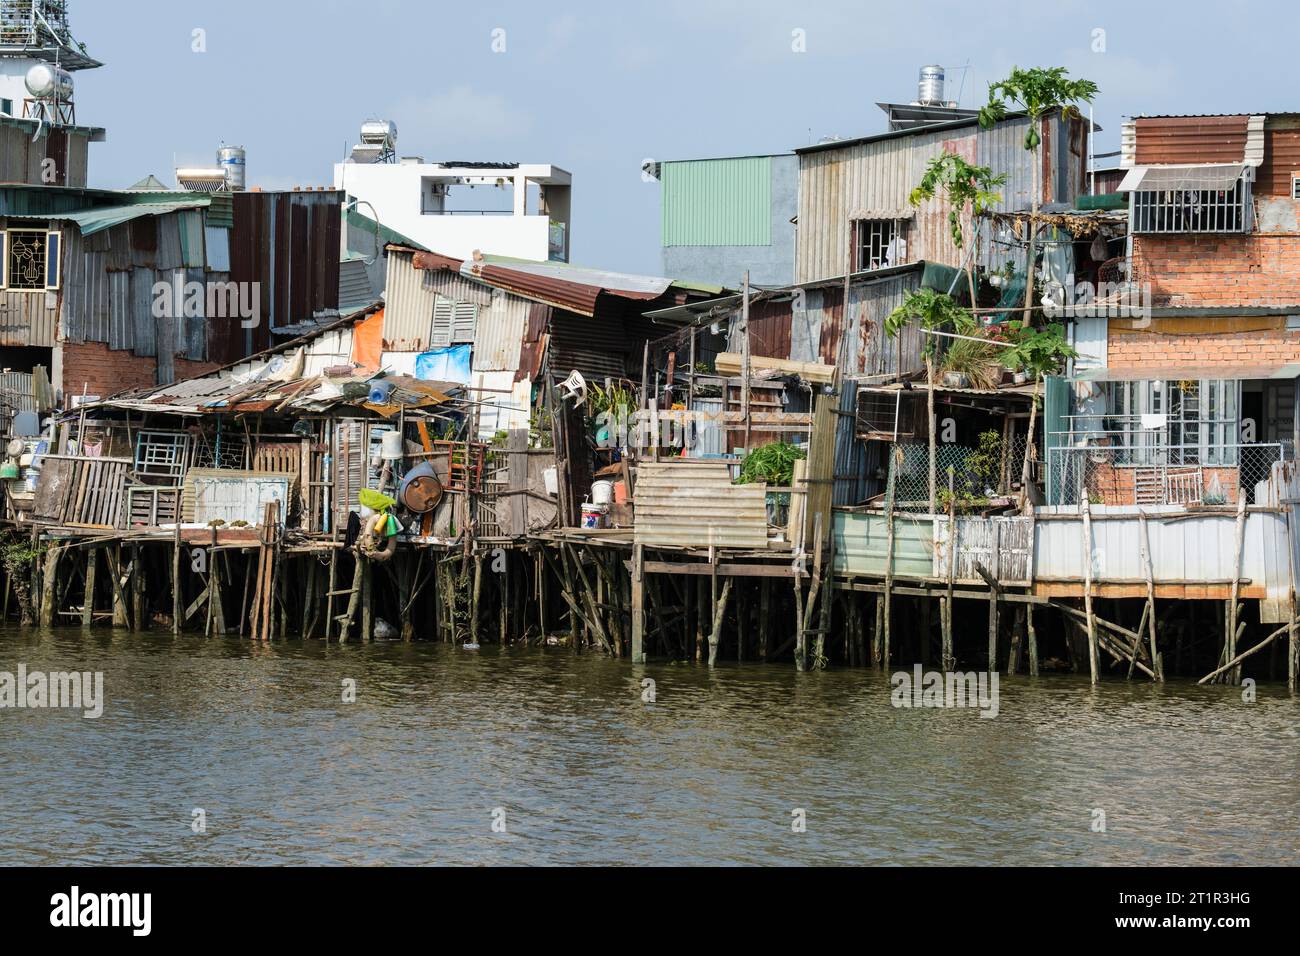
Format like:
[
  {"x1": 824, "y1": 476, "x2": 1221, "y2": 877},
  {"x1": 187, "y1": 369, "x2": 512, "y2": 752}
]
[
  {"x1": 218, "y1": 145, "x2": 246, "y2": 191},
  {"x1": 25, "y1": 63, "x2": 74, "y2": 100},
  {"x1": 918, "y1": 65, "x2": 945, "y2": 106}
]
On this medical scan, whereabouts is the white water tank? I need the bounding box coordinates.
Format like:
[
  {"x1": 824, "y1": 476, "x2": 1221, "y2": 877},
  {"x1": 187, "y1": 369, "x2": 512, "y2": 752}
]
[{"x1": 25, "y1": 63, "x2": 74, "y2": 100}]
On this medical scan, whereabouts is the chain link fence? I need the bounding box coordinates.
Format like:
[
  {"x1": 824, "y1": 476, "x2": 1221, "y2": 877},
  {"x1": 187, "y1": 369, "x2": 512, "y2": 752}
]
[
  {"x1": 888, "y1": 434, "x2": 1030, "y2": 513},
  {"x1": 1045, "y1": 443, "x2": 1285, "y2": 507}
]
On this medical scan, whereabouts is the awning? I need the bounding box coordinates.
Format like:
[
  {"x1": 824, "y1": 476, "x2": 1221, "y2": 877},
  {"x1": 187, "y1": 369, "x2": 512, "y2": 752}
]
[
  {"x1": 1074, "y1": 365, "x2": 1300, "y2": 383},
  {"x1": 7, "y1": 200, "x2": 210, "y2": 236},
  {"x1": 1118, "y1": 163, "x2": 1246, "y2": 193}
]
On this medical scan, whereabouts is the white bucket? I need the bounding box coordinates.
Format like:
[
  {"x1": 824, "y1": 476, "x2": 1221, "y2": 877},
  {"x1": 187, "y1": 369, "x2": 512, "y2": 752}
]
[
  {"x1": 591, "y1": 480, "x2": 614, "y2": 507},
  {"x1": 380, "y1": 430, "x2": 404, "y2": 461}
]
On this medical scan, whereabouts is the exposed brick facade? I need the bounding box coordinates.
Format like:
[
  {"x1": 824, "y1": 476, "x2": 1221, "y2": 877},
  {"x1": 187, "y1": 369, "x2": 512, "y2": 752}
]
[
  {"x1": 1108, "y1": 318, "x2": 1300, "y2": 370},
  {"x1": 60, "y1": 342, "x2": 218, "y2": 400},
  {"x1": 1132, "y1": 232, "x2": 1300, "y2": 308}
]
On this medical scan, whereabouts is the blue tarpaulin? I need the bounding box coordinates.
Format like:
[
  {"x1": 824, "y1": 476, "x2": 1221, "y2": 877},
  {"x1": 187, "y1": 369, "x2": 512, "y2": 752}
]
[{"x1": 415, "y1": 345, "x2": 472, "y2": 385}]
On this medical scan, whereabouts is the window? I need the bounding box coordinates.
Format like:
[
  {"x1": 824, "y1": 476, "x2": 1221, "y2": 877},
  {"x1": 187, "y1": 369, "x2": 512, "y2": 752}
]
[
  {"x1": 1292, "y1": 173, "x2": 1300, "y2": 200},
  {"x1": 1103, "y1": 380, "x2": 1239, "y2": 465},
  {"x1": 1132, "y1": 179, "x2": 1250, "y2": 233},
  {"x1": 854, "y1": 219, "x2": 908, "y2": 271},
  {"x1": 1, "y1": 229, "x2": 61, "y2": 291},
  {"x1": 0, "y1": 99, "x2": 12, "y2": 116},
  {"x1": 431, "y1": 295, "x2": 479, "y2": 348}
]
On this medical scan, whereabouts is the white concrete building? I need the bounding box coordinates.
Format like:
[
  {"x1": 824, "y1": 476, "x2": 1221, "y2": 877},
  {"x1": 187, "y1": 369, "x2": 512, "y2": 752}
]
[{"x1": 334, "y1": 159, "x2": 572, "y2": 263}]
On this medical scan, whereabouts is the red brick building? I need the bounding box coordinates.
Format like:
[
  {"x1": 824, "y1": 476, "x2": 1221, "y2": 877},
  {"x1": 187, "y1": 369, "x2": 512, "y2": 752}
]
[{"x1": 1051, "y1": 114, "x2": 1300, "y2": 507}]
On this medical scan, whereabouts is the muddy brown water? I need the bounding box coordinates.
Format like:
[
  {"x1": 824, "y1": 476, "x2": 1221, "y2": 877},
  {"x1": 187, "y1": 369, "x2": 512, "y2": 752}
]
[{"x1": 1, "y1": 627, "x2": 1297, "y2": 865}]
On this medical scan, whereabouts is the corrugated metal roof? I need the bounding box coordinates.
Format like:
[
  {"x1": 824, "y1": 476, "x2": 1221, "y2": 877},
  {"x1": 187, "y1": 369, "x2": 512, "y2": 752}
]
[
  {"x1": 461, "y1": 255, "x2": 673, "y2": 317},
  {"x1": 661, "y1": 156, "x2": 772, "y2": 247},
  {"x1": 338, "y1": 257, "x2": 376, "y2": 313},
  {"x1": 6, "y1": 199, "x2": 211, "y2": 236}
]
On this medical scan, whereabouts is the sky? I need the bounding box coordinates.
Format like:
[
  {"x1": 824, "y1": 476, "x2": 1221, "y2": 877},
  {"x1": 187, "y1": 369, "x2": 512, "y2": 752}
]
[{"x1": 72, "y1": 0, "x2": 1297, "y2": 276}]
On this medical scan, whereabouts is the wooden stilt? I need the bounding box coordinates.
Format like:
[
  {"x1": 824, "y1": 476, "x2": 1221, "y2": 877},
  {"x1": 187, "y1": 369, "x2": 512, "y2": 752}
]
[
  {"x1": 81, "y1": 548, "x2": 97, "y2": 628},
  {"x1": 873, "y1": 594, "x2": 884, "y2": 668},
  {"x1": 132, "y1": 545, "x2": 147, "y2": 632},
  {"x1": 40, "y1": 543, "x2": 60, "y2": 628},
  {"x1": 1081, "y1": 498, "x2": 1100, "y2": 684},
  {"x1": 108, "y1": 545, "x2": 130, "y2": 630},
  {"x1": 1289, "y1": 592, "x2": 1298, "y2": 693},
  {"x1": 360, "y1": 558, "x2": 373, "y2": 644},
  {"x1": 172, "y1": 523, "x2": 182, "y2": 635},
  {"x1": 1009, "y1": 605, "x2": 1024, "y2": 675},
  {"x1": 631, "y1": 544, "x2": 646, "y2": 664},
  {"x1": 1226, "y1": 494, "x2": 1248, "y2": 685},
  {"x1": 708, "y1": 578, "x2": 733, "y2": 668},
  {"x1": 1139, "y1": 513, "x2": 1164, "y2": 682},
  {"x1": 758, "y1": 577, "x2": 771, "y2": 662},
  {"x1": 1027, "y1": 604, "x2": 1039, "y2": 677}
]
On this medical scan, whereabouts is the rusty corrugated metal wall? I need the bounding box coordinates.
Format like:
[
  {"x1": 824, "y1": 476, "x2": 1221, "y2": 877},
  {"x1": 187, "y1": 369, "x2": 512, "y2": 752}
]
[
  {"x1": 1259, "y1": 118, "x2": 1300, "y2": 197},
  {"x1": 796, "y1": 115, "x2": 1088, "y2": 284},
  {"x1": 227, "y1": 190, "x2": 341, "y2": 360},
  {"x1": 1134, "y1": 115, "x2": 1248, "y2": 165}
]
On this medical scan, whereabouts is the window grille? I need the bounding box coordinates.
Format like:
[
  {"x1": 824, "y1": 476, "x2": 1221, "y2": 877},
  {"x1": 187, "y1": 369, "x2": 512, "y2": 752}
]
[
  {"x1": 854, "y1": 219, "x2": 907, "y2": 271},
  {"x1": 1132, "y1": 179, "x2": 1250, "y2": 233}
]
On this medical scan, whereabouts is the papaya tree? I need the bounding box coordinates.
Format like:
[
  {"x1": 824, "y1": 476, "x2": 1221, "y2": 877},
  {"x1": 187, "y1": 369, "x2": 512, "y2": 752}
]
[
  {"x1": 909, "y1": 152, "x2": 1006, "y2": 308},
  {"x1": 978, "y1": 67, "x2": 1098, "y2": 327}
]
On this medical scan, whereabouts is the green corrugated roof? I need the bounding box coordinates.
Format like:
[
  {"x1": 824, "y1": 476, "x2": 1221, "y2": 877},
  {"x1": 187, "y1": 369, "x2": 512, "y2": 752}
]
[
  {"x1": 346, "y1": 208, "x2": 427, "y2": 252},
  {"x1": 661, "y1": 156, "x2": 772, "y2": 248},
  {"x1": 5, "y1": 200, "x2": 210, "y2": 235}
]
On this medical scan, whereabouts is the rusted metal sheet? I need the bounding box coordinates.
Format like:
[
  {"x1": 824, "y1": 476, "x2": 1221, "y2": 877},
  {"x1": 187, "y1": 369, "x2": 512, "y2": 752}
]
[
  {"x1": 796, "y1": 114, "x2": 1084, "y2": 284},
  {"x1": 549, "y1": 310, "x2": 630, "y2": 382},
  {"x1": 383, "y1": 248, "x2": 437, "y2": 350},
  {"x1": 1134, "y1": 115, "x2": 1248, "y2": 165},
  {"x1": 1258, "y1": 119, "x2": 1300, "y2": 197},
  {"x1": 516, "y1": 303, "x2": 550, "y2": 383},
  {"x1": 634, "y1": 461, "x2": 770, "y2": 550},
  {"x1": 471, "y1": 291, "x2": 529, "y2": 372},
  {"x1": 462, "y1": 258, "x2": 667, "y2": 318},
  {"x1": 0, "y1": 289, "x2": 59, "y2": 347}
]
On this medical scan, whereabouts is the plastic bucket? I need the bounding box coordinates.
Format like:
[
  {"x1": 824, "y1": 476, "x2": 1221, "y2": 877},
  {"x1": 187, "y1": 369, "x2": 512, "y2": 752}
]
[
  {"x1": 591, "y1": 480, "x2": 614, "y2": 507},
  {"x1": 581, "y1": 506, "x2": 604, "y2": 529}
]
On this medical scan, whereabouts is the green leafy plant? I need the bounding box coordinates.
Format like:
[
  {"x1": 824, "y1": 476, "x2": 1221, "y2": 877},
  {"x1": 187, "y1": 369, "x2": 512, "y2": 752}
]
[
  {"x1": 1000, "y1": 322, "x2": 1077, "y2": 376},
  {"x1": 979, "y1": 66, "x2": 1099, "y2": 327},
  {"x1": 968, "y1": 430, "x2": 1004, "y2": 492},
  {"x1": 737, "y1": 441, "x2": 807, "y2": 487},
  {"x1": 0, "y1": 533, "x2": 41, "y2": 626},
  {"x1": 885, "y1": 288, "x2": 974, "y2": 360},
  {"x1": 910, "y1": 152, "x2": 1006, "y2": 306}
]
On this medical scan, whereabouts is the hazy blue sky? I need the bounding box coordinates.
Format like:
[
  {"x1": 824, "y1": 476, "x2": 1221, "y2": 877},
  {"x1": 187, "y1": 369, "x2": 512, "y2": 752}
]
[{"x1": 73, "y1": 0, "x2": 1295, "y2": 276}]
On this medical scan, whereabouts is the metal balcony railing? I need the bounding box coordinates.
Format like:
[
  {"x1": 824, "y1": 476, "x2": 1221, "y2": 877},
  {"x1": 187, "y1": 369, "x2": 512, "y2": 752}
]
[{"x1": 1046, "y1": 441, "x2": 1287, "y2": 507}]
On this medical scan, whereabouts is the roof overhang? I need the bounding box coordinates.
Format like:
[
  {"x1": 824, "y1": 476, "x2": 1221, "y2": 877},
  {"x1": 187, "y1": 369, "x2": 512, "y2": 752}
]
[
  {"x1": 1074, "y1": 365, "x2": 1300, "y2": 383},
  {"x1": 1118, "y1": 163, "x2": 1247, "y2": 193}
]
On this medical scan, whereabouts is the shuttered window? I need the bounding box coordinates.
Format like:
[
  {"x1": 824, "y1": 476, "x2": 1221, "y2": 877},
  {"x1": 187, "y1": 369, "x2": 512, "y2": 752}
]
[{"x1": 431, "y1": 295, "x2": 479, "y2": 348}]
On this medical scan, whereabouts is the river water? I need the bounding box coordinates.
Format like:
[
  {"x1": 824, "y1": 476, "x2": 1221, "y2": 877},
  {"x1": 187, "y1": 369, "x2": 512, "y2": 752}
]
[{"x1": 1, "y1": 627, "x2": 1297, "y2": 866}]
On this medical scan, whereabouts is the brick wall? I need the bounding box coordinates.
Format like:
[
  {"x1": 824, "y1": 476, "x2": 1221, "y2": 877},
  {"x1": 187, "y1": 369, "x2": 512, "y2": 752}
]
[
  {"x1": 60, "y1": 342, "x2": 218, "y2": 400},
  {"x1": 1133, "y1": 233, "x2": 1300, "y2": 307},
  {"x1": 1108, "y1": 318, "x2": 1300, "y2": 370}
]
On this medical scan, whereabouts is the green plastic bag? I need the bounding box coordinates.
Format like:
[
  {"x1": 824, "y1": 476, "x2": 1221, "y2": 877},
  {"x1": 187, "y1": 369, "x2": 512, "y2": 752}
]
[
  {"x1": 384, "y1": 515, "x2": 401, "y2": 538},
  {"x1": 358, "y1": 489, "x2": 396, "y2": 513}
]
